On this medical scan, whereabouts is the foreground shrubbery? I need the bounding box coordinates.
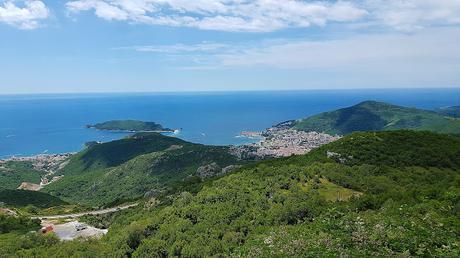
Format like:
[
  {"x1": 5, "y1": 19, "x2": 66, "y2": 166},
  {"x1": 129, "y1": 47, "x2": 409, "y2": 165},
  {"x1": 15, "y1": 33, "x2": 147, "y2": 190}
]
[
  {"x1": 1, "y1": 131, "x2": 459, "y2": 257},
  {"x1": 0, "y1": 214, "x2": 41, "y2": 234}
]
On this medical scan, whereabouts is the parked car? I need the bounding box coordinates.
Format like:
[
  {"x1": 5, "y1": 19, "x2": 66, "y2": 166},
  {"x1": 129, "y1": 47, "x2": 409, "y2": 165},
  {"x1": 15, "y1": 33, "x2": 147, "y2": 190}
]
[{"x1": 75, "y1": 223, "x2": 87, "y2": 231}]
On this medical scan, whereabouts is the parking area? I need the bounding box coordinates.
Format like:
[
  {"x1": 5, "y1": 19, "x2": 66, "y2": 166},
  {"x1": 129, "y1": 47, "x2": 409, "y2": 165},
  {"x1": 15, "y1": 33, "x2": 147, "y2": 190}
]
[{"x1": 42, "y1": 220, "x2": 108, "y2": 241}]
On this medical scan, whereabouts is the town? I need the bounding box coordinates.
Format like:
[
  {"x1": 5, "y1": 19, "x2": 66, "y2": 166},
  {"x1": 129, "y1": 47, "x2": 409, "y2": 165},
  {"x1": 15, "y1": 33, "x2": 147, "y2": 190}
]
[
  {"x1": 1, "y1": 153, "x2": 72, "y2": 190},
  {"x1": 232, "y1": 126, "x2": 340, "y2": 159}
]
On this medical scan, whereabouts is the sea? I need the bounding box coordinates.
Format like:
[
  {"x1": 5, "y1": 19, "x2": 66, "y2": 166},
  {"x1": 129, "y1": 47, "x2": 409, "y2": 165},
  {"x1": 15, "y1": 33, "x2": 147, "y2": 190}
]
[{"x1": 0, "y1": 89, "x2": 459, "y2": 159}]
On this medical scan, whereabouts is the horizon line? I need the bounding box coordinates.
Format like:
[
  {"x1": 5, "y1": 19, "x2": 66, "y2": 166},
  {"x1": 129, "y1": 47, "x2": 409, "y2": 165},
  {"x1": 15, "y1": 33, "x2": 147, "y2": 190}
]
[{"x1": 1, "y1": 86, "x2": 460, "y2": 96}]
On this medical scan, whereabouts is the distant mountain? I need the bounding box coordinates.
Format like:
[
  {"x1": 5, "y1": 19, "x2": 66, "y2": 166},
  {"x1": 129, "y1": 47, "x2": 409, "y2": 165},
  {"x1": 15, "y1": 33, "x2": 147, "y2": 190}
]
[
  {"x1": 435, "y1": 106, "x2": 460, "y2": 118},
  {"x1": 87, "y1": 120, "x2": 173, "y2": 132},
  {"x1": 43, "y1": 133, "x2": 248, "y2": 206},
  {"x1": 291, "y1": 101, "x2": 460, "y2": 135}
]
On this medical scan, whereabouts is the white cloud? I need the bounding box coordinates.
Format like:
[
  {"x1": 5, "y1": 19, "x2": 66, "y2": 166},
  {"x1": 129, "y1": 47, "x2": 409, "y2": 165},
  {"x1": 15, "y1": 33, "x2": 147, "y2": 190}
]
[
  {"x1": 113, "y1": 28, "x2": 460, "y2": 82},
  {"x1": 66, "y1": 0, "x2": 367, "y2": 32},
  {"x1": 114, "y1": 42, "x2": 230, "y2": 53},
  {"x1": 365, "y1": 0, "x2": 460, "y2": 31},
  {"x1": 212, "y1": 28, "x2": 460, "y2": 82},
  {"x1": 0, "y1": 0, "x2": 49, "y2": 29},
  {"x1": 65, "y1": 0, "x2": 460, "y2": 32}
]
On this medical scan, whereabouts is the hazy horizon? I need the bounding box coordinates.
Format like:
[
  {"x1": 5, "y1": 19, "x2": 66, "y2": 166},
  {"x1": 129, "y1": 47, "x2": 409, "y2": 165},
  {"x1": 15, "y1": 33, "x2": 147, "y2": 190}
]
[{"x1": 1, "y1": 87, "x2": 460, "y2": 96}]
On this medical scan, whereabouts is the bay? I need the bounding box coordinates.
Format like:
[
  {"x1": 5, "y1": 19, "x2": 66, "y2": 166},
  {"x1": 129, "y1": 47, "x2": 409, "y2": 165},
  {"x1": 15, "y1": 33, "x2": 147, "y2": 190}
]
[{"x1": 0, "y1": 89, "x2": 459, "y2": 158}]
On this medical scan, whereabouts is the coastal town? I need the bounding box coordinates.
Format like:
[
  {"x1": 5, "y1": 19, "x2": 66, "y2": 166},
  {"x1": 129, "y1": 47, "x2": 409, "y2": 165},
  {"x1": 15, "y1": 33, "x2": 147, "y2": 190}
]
[
  {"x1": 232, "y1": 125, "x2": 340, "y2": 159},
  {"x1": 0, "y1": 153, "x2": 72, "y2": 173},
  {"x1": 0, "y1": 153, "x2": 72, "y2": 190}
]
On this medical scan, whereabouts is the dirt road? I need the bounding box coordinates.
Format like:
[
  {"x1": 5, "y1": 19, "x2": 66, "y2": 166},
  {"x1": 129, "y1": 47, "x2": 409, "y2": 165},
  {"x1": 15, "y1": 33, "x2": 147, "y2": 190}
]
[{"x1": 32, "y1": 203, "x2": 138, "y2": 220}]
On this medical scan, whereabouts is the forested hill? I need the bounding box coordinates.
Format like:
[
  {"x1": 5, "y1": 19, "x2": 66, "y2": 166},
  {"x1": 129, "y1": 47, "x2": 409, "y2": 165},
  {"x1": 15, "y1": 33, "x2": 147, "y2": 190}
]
[
  {"x1": 291, "y1": 101, "x2": 460, "y2": 135},
  {"x1": 42, "y1": 133, "x2": 248, "y2": 206},
  {"x1": 5, "y1": 130, "x2": 459, "y2": 257}
]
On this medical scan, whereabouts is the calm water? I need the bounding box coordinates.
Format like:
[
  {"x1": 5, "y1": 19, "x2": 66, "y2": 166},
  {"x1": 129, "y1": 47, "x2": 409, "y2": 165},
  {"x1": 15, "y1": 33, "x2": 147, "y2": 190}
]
[{"x1": 0, "y1": 89, "x2": 459, "y2": 158}]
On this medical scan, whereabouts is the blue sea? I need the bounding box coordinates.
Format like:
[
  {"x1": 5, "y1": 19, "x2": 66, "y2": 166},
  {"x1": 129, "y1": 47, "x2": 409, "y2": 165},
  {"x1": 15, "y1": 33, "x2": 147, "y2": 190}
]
[{"x1": 0, "y1": 89, "x2": 459, "y2": 158}]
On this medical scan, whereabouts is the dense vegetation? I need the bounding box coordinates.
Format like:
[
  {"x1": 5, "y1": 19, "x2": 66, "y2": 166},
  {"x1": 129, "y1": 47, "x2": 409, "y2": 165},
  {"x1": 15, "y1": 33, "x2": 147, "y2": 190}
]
[
  {"x1": 43, "y1": 133, "x2": 247, "y2": 206},
  {"x1": 436, "y1": 105, "x2": 460, "y2": 118},
  {"x1": 0, "y1": 190, "x2": 67, "y2": 208},
  {"x1": 285, "y1": 130, "x2": 460, "y2": 168},
  {"x1": 0, "y1": 214, "x2": 41, "y2": 234},
  {"x1": 0, "y1": 161, "x2": 45, "y2": 190},
  {"x1": 2, "y1": 130, "x2": 458, "y2": 257},
  {"x1": 87, "y1": 120, "x2": 173, "y2": 132},
  {"x1": 292, "y1": 101, "x2": 460, "y2": 135}
]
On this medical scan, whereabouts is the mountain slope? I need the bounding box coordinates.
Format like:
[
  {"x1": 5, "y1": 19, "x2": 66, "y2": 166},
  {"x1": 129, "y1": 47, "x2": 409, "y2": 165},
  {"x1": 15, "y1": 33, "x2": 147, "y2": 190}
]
[
  {"x1": 3, "y1": 131, "x2": 460, "y2": 257},
  {"x1": 43, "y1": 133, "x2": 247, "y2": 206},
  {"x1": 436, "y1": 106, "x2": 460, "y2": 118},
  {"x1": 0, "y1": 161, "x2": 45, "y2": 190},
  {"x1": 284, "y1": 130, "x2": 460, "y2": 168},
  {"x1": 292, "y1": 101, "x2": 460, "y2": 135},
  {"x1": 60, "y1": 133, "x2": 187, "y2": 173},
  {"x1": 0, "y1": 189, "x2": 67, "y2": 208},
  {"x1": 124, "y1": 131, "x2": 460, "y2": 257}
]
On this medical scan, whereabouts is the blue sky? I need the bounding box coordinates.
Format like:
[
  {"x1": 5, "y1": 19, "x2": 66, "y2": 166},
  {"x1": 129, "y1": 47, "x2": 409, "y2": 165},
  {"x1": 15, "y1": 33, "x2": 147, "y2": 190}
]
[{"x1": 1, "y1": 0, "x2": 460, "y2": 94}]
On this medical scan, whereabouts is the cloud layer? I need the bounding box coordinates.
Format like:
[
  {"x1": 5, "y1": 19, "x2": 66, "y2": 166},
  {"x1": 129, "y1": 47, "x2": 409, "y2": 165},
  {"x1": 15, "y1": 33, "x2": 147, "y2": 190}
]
[
  {"x1": 66, "y1": 0, "x2": 367, "y2": 32},
  {"x1": 119, "y1": 27, "x2": 460, "y2": 82},
  {"x1": 2, "y1": 0, "x2": 460, "y2": 32},
  {"x1": 65, "y1": 0, "x2": 460, "y2": 32},
  {"x1": 216, "y1": 28, "x2": 460, "y2": 70},
  {"x1": 0, "y1": 0, "x2": 49, "y2": 29},
  {"x1": 365, "y1": 0, "x2": 460, "y2": 31}
]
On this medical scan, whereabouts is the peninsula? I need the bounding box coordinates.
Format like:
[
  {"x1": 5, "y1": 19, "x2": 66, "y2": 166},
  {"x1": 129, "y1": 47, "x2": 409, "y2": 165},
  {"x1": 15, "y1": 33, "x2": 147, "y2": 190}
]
[
  {"x1": 86, "y1": 120, "x2": 174, "y2": 133},
  {"x1": 290, "y1": 101, "x2": 460, "y2": 136}
]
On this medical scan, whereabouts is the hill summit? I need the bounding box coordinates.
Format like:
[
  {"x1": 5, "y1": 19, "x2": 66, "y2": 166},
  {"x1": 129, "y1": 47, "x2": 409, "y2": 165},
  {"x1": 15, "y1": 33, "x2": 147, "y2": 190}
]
[{"x1": 292, "y1": 100, "x2": 460, "y2": 135}]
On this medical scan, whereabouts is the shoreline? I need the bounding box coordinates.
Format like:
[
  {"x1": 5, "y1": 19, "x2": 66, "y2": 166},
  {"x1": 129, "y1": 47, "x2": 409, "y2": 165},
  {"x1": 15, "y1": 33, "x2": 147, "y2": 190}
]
[
  {"x1": 0, "y1": 153, "x2": 75, "y2": 162},
  {"x1": 1, "y1": 129, "x2": 182, "y2": 160}
]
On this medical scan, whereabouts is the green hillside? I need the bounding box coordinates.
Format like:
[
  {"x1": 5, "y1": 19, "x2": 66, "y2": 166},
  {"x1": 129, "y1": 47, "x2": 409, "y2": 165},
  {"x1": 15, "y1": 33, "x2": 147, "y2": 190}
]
[
  {"x1": 0, "y1": 161, "x2": 45, "y2": 190},
  {"x1": 59, "y1": 133, "x2": 187, "y2": 172},
  {"x1": 285, "y1": 130, "x2": 460, "y2": 168},
  {"x1": 0, "y1": 190, "x2": 67, "y2": 208},
  {"x1": 436, "y1": 106, "x2": 460, "y2": 118},
  {"x1": 43, "y1": 133, "x2": 247, "y2": 206},
  {"x1": 87, "y1": 120, "x2": 173, "y2": 132},
  {"x1": 292, "y1": 101, "x2": 460, "y2": 135},
  {"x1": 3, "y1": 131, "x2": 458, "y2": 257}
]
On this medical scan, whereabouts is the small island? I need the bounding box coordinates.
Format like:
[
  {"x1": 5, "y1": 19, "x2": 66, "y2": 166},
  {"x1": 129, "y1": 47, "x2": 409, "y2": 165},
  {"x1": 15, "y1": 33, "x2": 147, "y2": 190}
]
[{"x1": 87, "y1": 120, "x2": 175, "y2": 133}]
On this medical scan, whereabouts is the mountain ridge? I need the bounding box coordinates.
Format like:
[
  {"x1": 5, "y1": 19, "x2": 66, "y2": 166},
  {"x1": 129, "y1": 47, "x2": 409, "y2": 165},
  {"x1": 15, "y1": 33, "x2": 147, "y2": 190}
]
[
  {"x1": 291, "y1": 100, "x2": 460, "y2": 135},
  {"x1": 42, "y1": 133, "x2": 249, "y2": 206}
]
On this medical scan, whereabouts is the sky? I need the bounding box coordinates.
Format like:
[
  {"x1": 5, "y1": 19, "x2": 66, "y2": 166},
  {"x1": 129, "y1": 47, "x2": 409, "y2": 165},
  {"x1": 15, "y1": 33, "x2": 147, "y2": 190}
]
[{"x1": 1, "y1": 0, "x2": 460, "y2": 94}]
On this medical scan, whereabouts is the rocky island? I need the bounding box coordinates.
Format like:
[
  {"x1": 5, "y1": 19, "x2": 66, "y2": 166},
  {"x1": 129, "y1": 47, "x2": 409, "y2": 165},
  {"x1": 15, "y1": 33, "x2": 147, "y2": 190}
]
[{"x1": 86, "y1": 120, "x2": 175, "y2": 133}]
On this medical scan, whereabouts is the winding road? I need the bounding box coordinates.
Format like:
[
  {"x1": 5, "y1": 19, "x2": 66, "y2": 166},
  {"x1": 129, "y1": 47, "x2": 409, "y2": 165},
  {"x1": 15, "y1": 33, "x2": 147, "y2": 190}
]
[{"x1": 32, "y1": 203, "x2": 139, "y2": 220}]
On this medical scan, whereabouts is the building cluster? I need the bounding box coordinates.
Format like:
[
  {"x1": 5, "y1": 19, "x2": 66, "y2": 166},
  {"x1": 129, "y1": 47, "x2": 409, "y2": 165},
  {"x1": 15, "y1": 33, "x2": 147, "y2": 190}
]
[
  {"x1": 1, "y1": 153, "x2": 73, "y2": 190},
  {"x1": 232, "y1": 127, "x2": 340, "y2": 159},
  {"x1": 2, "y1": 153, "x2": 72, "y2": 173}
]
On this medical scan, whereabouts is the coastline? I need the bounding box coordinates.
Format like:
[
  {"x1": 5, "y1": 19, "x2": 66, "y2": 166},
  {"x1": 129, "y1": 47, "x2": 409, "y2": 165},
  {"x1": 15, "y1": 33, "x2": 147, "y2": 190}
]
[{"x1": 0, "y1": 153, "x2": 74, "y2": 162}]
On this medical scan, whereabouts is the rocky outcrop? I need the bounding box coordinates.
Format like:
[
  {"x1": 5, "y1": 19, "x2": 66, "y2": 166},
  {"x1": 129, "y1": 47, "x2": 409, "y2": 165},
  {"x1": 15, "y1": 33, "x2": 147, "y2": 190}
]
[
  {"x1": 144, "y1": 189, "x2": 163, "y2": 199},
  {"x1": 196, "y1": 163, "x2": 222, "y2": 178},
  {"x1": 17, "y1": 182, "x2": 41, "y2": 191},
  {"x1": 196, "y1": 163, "x2": 243, "y2": 179},
  {"x1": 221, "y1": 165, "x2": 242, "y2": 175}
]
